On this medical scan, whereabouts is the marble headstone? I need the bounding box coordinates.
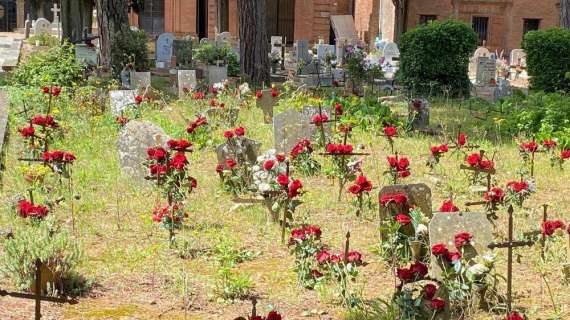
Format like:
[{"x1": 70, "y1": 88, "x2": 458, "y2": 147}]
[
  {"x1": 379, "y1": 183, "x2": 432, "y2": 219},
  {"x1": 117, "y1": 120, "x2": 170, "y2": 179},
  {"x1": 295, "y1": 39, "x2": 310, "y2": 63},
  {"x1": 429, "y1": 211, "x2": 493, "y2": 279},
  {"x1": 316, "y1": 44, "x2": 335, "y2": 61},
  {"x1": 75, "y1": 44, "x2": 98, "y2": 66},
  {"x1": 469, "y1": 47, "x2": 491, "y2": 78},
  {"x1": 475, "y1": 57, "x2": 496, "y2": 86},
  {"x1": 156, "y1": 33, "x2": 176, "y2": 63},
  {"x1": 510, "y1": 49, "x2": 526, "y2": 67},
  {"x1": 273, "y1": 106, "x2": 332, "y2": 153},
  {"x1": 216, "y1": 138, "x2": 262, "y2": 167},
  {"x1": 271, "y1": 36, "x2": 284, "y2": 57},
  {"x1": 34, "y1": 18, "x2": 50, "y2": 35},
  {"x1": 178, "y1": 70, "x2": 197, "y2": 97},
  {"x1": 383, "y1": 42, "x2": 400, "y2": 65},
  {"x1": 110, "y1": 90, "x2": 137, "y2": 116}
]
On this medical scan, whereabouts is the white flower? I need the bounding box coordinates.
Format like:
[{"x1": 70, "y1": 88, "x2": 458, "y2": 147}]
[
  {"x1": 467, "y1": 263, "x2": 489, "y2": 276},
  {"x1": 259, "y1": 183, "x2": 271, "y2": 192},
  {"x1": 415, "y1": 224, "x2": 428, "y2": 237},
  {"x1": 213, "y1": 82, "x2": 224, "y2": 91},
  {"x1": 239, "y1": 83, "x2": 250, "y2": 95}
]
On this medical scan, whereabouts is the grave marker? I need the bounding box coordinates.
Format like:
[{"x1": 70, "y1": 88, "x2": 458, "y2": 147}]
[
  {"x1": 156, "y1": 33, "x2": 176, "y2": 63},
  {"x1": 75, "y1": 44, "x2": 98, "y2": 66},
  {"x1": 378, "y1": 183, "x2": 432, "y2": 219},
  {"x1": 475, "y1": 56, "x2": 496, "y2": 86},
  {"x1": 110, "y1": 90, "x2": 137, "y2": 116},
  {"x1": 469, "y1": 47, "x2": 491, "y2": 79},
  {"x1": 429, "y1": 211, "x2": 494, "y2": 279},
  {"x1": 216, "y1": 138, "x2": 261, "y2": 167},
  {"x1": 330, "y1": 15, "x2": 358, "y2": 44},
  {"x1": 177, "y1": 70, "x2": 197, "y2": 97},
  {"x1": 382, "y1": 42, "x2": 400, "y2": 65},
  {"x1": 510, "y1": 49, "x2": 526, "y2": 67},
  {"x1": 129, "y1": 71, "x2": 151, "y2": 90},
  {"x1": 295, "y1": 39, "x2": 310, "y2": 63},
  {"x1": 273, "y1": 106, "x2": 332, "y2": 153},
  {"x1": 34, "y1": 18, "x2": 50, "y2": 35},
  {"x1": 316, "y1": 44, "x2": 335, "y2": 62},
  {"x1": 408, "y1": 99, "x2": 430, "y2": 131},
  {"x1": 256, "y1": 89, "x2": 277, "y2": 124}
]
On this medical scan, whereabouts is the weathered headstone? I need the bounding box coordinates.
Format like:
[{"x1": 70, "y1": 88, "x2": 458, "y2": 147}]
[
  {"x1": 316, "y1": 44, "x2": 335, "y2": 62},
  {"x1": 379, "y1": 183, "x2": 432, "y2": 219},
  {"x1": 429, "y1": 211, "x2": 493, "y2": 279},
  {"x1": 257, "y1": 89, "x2": 277, "y2": 124},
  {"x1": 199, "y1": 38, "x2": 212, "y2": 45},
  {"x1": 117, "y1": 120, "x2": 170, "y2": 179},
  {"x1": 273, "y1": 106, "x2": 332, "y2": 153},
  {"x1": 510, "y1": 49, "x2": 526, "y2": 67},
  {"x1": 216, "y1": 138, "x2": 262, "y2": 166},
  {"x1": 469, "y1": 47, "x2": 491, "y2": 78},
  {"x1": 271, "y1": 36, "x2": 284, "y2": 57},
  {"x1": 295, "y1": 39, "x2": 310, "y2": 63},
  {"x1": 34, "y1": 18, "x2": 51, "y2": 35},
  {"x1": 207, "y1": 65, "x2": 228, "y2": 85},
  {"x1": 475, "y1": 56, "x2": 496, "y2": 86},
  {"x1": 75, "y1": 44, "x2": 98, "y2": 66},
  {"x1": 409, "y1": 99, "x2": 430, "y2": 130},
  {"x1": 178, "y1": 70, "x2": 197, "y2": 97},
  {"x1": 156, "y1": 33, "x2": 176, "y2": 63},
  {"x1": 129, "y1": 71, "x2": 151, "y2": 90},
  {"x1": 383, "y1": 42, "x2": 400, "y2": 65},
  {"x1": 50, "y1": 3, "x2": 61, "y2": 26},
  {"x1": 110, "y1": 90, "x2": 137, "y2": 116}
]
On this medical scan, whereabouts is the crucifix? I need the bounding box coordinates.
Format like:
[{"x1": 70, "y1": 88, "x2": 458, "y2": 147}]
[
  {"x1": 310, "y1": 104, "x2": 337, "y2": 148},
  {"x1": 0, "y1": 259, "x2": 77, "y2": 320},
  {"x1": 51, "y1": 3, "x2": 60, "y2": 25},
  {"x1": 487, "y1": 205, "x2": 534, "y2": 314}
]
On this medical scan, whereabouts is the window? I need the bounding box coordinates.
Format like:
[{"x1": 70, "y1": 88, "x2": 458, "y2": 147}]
[
  {"x1": 419, "y1": 15, "x2": 437, "y2": 25},
  {"x1": 523, "y1": 19, "x2": 540, "y2": 36},
  {"x1": 472, "y1": 17, "x2": 489, "y2": 46}
]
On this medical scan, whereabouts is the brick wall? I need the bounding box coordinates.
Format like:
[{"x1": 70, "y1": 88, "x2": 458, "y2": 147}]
[{"x1": 354, "y1": 0, "x2": 380, "y2": 46}]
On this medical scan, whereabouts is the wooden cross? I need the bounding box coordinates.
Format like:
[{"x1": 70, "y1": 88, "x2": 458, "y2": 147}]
[
  {"x1": 0, "y1": 259, "x2": 76, "y2": 320},
  {"x1": 487, "y1": 205, "x2": 534, "y2": 314}
]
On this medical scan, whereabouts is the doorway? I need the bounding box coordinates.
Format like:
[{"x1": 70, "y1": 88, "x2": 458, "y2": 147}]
[
  {"x1": 265, "y1": 0, "x2": 294, "y2": 44},
  {"x1": 197, "y1": 0, "x2": 208, "y2": 39},
  {"x1": 0, "y1": 0, "x2": 16, "y2": 32}
]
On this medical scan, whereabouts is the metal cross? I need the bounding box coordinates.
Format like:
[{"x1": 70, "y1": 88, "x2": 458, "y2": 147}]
[
  {"x1": 0, "y1": 259, "x2": 76, "y2": 319},
  {"x1": 487, "y1": 205, "x2": 534, "y2": 314}
]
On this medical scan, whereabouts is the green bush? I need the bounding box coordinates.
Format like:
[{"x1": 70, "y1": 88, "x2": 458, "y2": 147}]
[
  {"x1": 523, "y1": 28, "x2": 570, "y2": 92},
  {"x1": 110, "y1": 28, "x2": 150, "y2": 75},
  {"x1": 11, "y1": 43, "x2": 83, "y2": 87},
  {"x1": 194, "y1": 42, "x2": 240, "y2": 76},
  {"x1": 0, "y1": 217, "x2": 83, "y2": 293},
  {"x1": 28, "y1": 33, "x2": 60, "y2": 47},
  {"x1": 398, "y1": 20, "x2": 478, "y2": 97}
]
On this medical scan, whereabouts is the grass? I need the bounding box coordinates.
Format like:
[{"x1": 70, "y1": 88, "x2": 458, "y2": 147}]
[{"x1": 1, "y1": 88, "x2": 569, "y2": 319}]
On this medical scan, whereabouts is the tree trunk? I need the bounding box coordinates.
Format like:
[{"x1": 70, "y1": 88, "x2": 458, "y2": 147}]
[
  {"x1": 562, "y1": 0, "x2": 570, "y2": 28},
  {"x1": 95, "y1": 0, "x2": 129, "y2": 70},
  {"x1": 62, "y1": 0, "x2": 94, "y2": 44},
  {"x1": 237, "y1": 0, "x2": 270, "y2": 85},
  {"x1": 392, "y1": 0, "x2": 407, "y2": 43}
]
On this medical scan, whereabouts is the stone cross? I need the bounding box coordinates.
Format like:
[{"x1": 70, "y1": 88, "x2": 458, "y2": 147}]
[{"x1": 51, "y1": 3, "x2": 60, "y2": 25}]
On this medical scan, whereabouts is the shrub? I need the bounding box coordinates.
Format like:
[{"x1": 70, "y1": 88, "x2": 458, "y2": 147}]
[
  {"x1": 110, "y1": 28, "x2": 150, "y2": 75},
  {"x1": 398, "y1": 20, "x2": 478, "y2": 97},
  {"x1": 28, "y1": 33, "x2": 60, "y2": 47},
  {"x1": 522, "y1": 28, "x2": 570, "y2": 92},
  {"x1": 0, "y1": 217, "x2": 83, "y2": 293},
  {"x1": 11, "y1": 43, "x2": 83, "y2": 87}
]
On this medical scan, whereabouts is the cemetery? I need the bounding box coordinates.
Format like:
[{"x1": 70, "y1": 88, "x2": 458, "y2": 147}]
[{"x1": 1, "y1": 2, "x2": 570, "y2": 320}]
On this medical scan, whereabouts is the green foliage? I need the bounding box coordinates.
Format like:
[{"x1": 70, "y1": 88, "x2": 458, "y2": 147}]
[
  {"x1": 28, "y1": 33, "x2": 60, "y2": 47},
  {"x1": 0, "y1": 217, "x2": 83, "y2": 292},
  {"x1": 214, "y1": 267, "x2": 253, "y2": 302},
  {"x1": 492, "y1": 92, "x2": 570, "y2": 146},
  {"x1": 11, "y1": 43, "x2": 83, "y2": 87},
  {"x1": 398, "y1": 20, "x2": 478, "y2": 97},
  {"x1": 331, "y1": 96, "x2": 399, "y2": 131},
  {"x1": 110, "y1": 28, "x2": 150, "y2": 75},
  {"x1": 194, "y1": 42, "x2": 236, "y2": 66},
  {"x1": 227, "y1": 50, "x2": 240, "y2": 77},
  {"x1": 523, "y1": 28, "x2": 570, "y2": 92}
]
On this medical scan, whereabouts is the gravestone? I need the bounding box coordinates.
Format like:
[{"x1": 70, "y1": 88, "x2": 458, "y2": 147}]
[
  {"x1": 316, "y1": 44, "x2": 335, "y2": 62},
  {"x1": 383, "y1": 42, "x2": 400, "y2": 65},
  {"x1": 178, "y1": 70, "x2": 197, "y2": 97},
  {"x1": 295, "y1": 39, "x2": 310, "y2": 63},
  {"x1": 469, "y1": 47, "x2": 491, "y2": 79},
  {"x1": 510, "y1": 49, "x2": 526, "y2": 67},
  {"x1": 207, "y1": 65, "x2": 228, "y2": 85},
  {"x1": 379, "y1": 183, "x2": 432, "y2": 219},
  {"x1": 273, "y1": 106, "x2": 332, "y2": 153},
  {"x1": 129, "y1": 71, "x2": 151, "y2": 90},
  {"x1": 110, "y1": 90, "x2": 137, "y2": 116},
  {"x1": 270, "y1": 36, "x2": 284, "y2": 57},
  {"x1": 173, "y1": 38, "x2": 193, "y2": 68},
  {"x1": 257, "y1": 89, "x2": 277, "y2": 124},
  {"x1": 408, "y1": 99, "x2": 430, "y2": 130},
  {"x1": 475, "y1": 57, "x2": 496, "y2": 86},
  {"x1": 429, "y1": 211, "x2": 493, "y2": 279},
  {"x1": 117, "y1": 120, "x2": 170, "y2": 179},
  {"x1": 216, "y1": 138, "x2": 262, "y2": 167},
  {"x1": 75, "y1": 44, "x2": 98, "y2": 66},
  {"x1": 335, "y1": 37, "x2": 348, "y2": 63},
  {"x1": 156, "y1": 33, "x2": 176, "y2": 63},
  {"x1": 495, "y1": 78, "x2": 512, "y2": 101},
  {"x1": 199, "y1": 38, "x2": 212, "y2": 45},
  {"x1": 0, "y1": 90, "x2": 9, "y2": 166},
  {"x1": 50, "y1": 3, "x2": 60, "y2": 26},
  {"x1": 34, "y1": 18, "x2": 51, "y2": 35}
]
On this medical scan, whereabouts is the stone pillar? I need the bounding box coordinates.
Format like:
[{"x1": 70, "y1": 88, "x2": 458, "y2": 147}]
[{"x1": 17, "y1": 0, "x2": 25, "y2": 28}]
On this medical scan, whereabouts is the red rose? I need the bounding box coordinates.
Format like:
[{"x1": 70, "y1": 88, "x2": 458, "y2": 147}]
[
  {"x1": 507, "y1": 311, "x2": 525, "y2": 320},
  {"x1": 316, "y1": 250, "x2": 331, "y2": 264},
  {"x1": 311, "y1": 269, "x2": 323, "y2": 278},
  {"x1": 288, "y1": 179, "x2": 303, "y2": 198},
  {"x1": 304, "y1": 225, "x2": 322, "y2": 238},
  {"x1": 423, "y1": 283, "x2": 437, "y2": 300},
  {"x1": 150, "y1": 164, "x2": 167, "y2": 176},
  {"x1": 135, "y1": 95, "x2": 143, "y2": 105},
  {"x1": 216, "y1": 164, "x2": 224, "y2": 173},
  {"x1": 255, "y1": 90, "x2": 263, "y2": 99},
  {"x1": 439, "y1": 199, "x2": 459, "y2": 212},
  {"x1": 169, "y1": 152, "x2": 188, "y2": 171},
  {"x1": 446, "y1": 251, "x2": 462, "y2": 262},
  {"x1": 276, "y1": 174, "x2": 290, "y2": 186},
  {"x1": 234, "y1": 127, "x2": 245, "y2": 136},
  {"x1": 458, "y1": 133, "x2": 467, "y2": 146},
  {"x1": 507, "y1": 181, "x2": 529, "y2": 193},
  {"x1": 384, "y1": 126, "x2": 397, "y2": 137},
  {"x1": 167, "y1": 139, "x2": 192, "y2": 151},
  {"x1": 19, "y1": 126, "x2": 35, "y2": 138},
  {"x1": 271, "y1": 88, "x2": 279, "y2": 98},
  {"x1": 542, "y1": 139, "x2": 557, "y2": 149},
  {"x1": 335, "y1": 102, "x2": 343, "y2": 116},
  {"x1": 263, "y1": 160, "x2": 275, "y2": 171},
  {"x1": 266, "y1": 310, "x2": 282, "y2": 320},
  {"x1": 479, "y1": 159, "x2": 494, "y2": 170},
  {"x1": 276, "y1": 153, "x2": 286, "y2": 162},
  {"x1": 312, "y1": 114, "x2": 329, "y2": 125},
  {"x1": 519, "y1": 141, "x2": 538, "y2": 153},
  {"x1": 542, "y1": 220, "x2": 565, "y2": 236},
  {"x1": 398, "y1": 157, "x2": 410, "y2": 170},
  {"x1": 380, "y1": 193, "x2": 408, "y2": 206},
  {"x1": 387, "y1": 156, "x2": 398, "y2": 168},
  {"x1": 396, "y1": 267, "x2": 414, "y2": 282},
  {"x1": 394, "y1": 213, "x2": 412, "y2": 226},
  {"x1": 430, "y1": 146, "x2": 440, "y2": 155},
  {"x1": 439, "y1": 144, "x2": 449, "y2": 153},
  {"x1": 330, "y1": 254, "x2": 342, "y2": 264},
  {"x1": 225, "y1": 159, "x2": 237, "y2": 169},
  {"x1": 561, "y1": 149, "x2": 570, "y2": 160},
  {"x1": 454, "y1": 232, "x2": 472, "y2": 249},
  {"x1": 147, "y1": 147, "x2": 167, "y2": 161},
  {"x1": 223, "y1": 130, "x2": 234, "y2": 139},
  {"x1": 42, "y1": 86, "x2": 50, "y2": 94},
  {"x1": 290, "y1": 228, "x2": 306, "y2": 241},
  {"x1": 431, "y1": 243, "x2": 449, "y2": 256},
  {"x1": 430, "y1": 298, "x2": 446, "y2": 310},
  {"x1": 348, "y1": 184, "x2": 362, "y2": 194},
  {"x1": 484, "y1": 187, "x2": 505, "y2": 203},
  {"x1": 346, "y1": 251, "x2": 363, "y2": 264},
  {"x1": 189, "y1": 177, "x2": 197, "y2": 189},
  {"x1": 466, "y1": 153, "x2": 481, "y2": 167},
  {"x1": 355, "y1": 175, "x2": 373, "y2": 191},
  {"x1": 410, "y1": 261, "x2": 428, "y2": 278}
]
